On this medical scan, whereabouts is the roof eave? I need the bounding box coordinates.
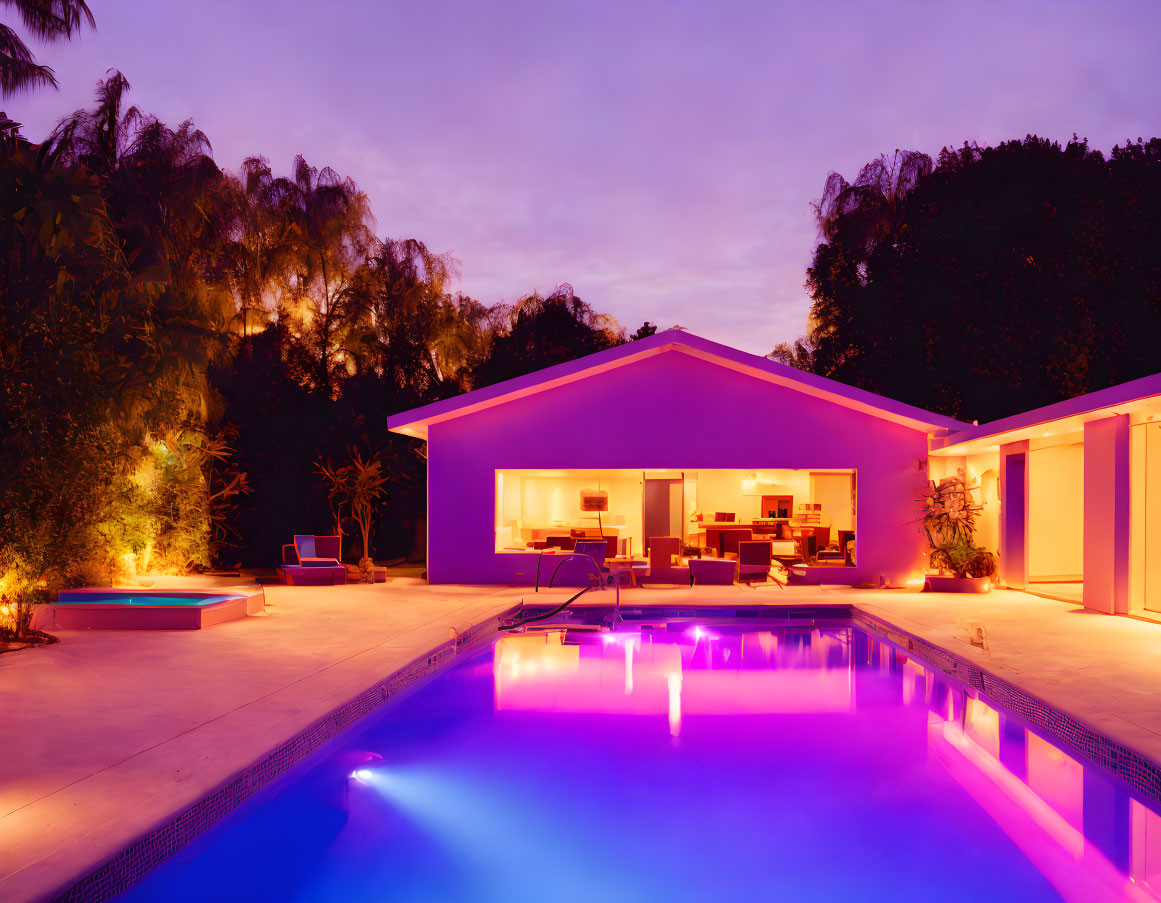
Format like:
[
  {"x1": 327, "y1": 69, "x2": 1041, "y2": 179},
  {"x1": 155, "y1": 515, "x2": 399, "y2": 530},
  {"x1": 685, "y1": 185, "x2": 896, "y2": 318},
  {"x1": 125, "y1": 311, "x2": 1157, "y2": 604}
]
[
  {"x1": 930, "y1": 371, "x2": 1161, "y2": 455},
  {"x1": 386, "y1": 332, "x2": 970, "y2": 439}
]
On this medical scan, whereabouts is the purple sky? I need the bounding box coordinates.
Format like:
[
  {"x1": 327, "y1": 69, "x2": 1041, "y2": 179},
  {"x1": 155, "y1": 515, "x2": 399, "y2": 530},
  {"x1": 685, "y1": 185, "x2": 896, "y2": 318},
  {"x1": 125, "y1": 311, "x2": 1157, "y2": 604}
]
[{"x1": 9, "y1": 0, "x2": 1161, "y2": 353}]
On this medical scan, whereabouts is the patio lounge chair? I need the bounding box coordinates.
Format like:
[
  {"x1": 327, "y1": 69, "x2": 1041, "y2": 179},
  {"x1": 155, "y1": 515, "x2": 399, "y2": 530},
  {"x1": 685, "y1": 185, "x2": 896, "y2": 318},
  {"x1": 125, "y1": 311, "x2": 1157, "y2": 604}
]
[
  {"x1": 279, "y1": 534, "x2": 348, "y2": 586},
  {"x1": 688, "y1": 557, "x2": 736, "y2": 586},
  {"x1": 639, "y1": 536, "x2": 690, "y2": 586}
]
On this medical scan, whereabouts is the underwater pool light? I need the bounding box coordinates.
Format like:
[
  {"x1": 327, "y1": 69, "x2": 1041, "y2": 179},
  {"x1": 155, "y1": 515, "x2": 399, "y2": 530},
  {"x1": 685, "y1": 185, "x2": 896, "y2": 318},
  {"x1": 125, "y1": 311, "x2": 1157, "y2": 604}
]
[{"x1": 350, "y1": 768, "x2": 376, "y2": 783}]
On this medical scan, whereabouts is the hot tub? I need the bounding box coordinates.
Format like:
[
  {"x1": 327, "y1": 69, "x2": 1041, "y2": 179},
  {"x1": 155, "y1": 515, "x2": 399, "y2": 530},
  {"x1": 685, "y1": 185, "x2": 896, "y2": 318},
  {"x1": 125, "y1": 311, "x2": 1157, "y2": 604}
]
[{"x1": 46, "y1": 588, "x2": 264, "y2": 630}]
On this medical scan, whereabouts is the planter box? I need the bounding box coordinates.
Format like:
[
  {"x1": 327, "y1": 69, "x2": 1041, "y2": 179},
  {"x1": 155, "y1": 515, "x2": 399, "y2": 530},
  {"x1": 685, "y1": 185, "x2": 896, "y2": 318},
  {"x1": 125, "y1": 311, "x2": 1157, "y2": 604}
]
[{"x1": 924, "y1": 575, "x2": 992, "y2": 594}]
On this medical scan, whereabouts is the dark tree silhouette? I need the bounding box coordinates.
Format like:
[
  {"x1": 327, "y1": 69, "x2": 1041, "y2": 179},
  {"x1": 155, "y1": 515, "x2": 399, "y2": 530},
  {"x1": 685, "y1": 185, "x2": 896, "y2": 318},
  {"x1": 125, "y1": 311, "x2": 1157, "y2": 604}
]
[
  {"x1": 0, "y1": 0, "x2": 93, "y2": 96},
  {"x1": 471, "y1": 285, "x2": 624, "y2": 388},
  {"x1": 802, "y1": 136, "x2": 1161, "y2": 422}
]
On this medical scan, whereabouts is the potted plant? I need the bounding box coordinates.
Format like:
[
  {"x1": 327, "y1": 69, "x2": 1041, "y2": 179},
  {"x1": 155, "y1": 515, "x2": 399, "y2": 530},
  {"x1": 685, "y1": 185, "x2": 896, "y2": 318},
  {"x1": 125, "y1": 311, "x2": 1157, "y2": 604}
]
[{"x1": 916, "y1": 471, "x2": 997, "y2": 593}]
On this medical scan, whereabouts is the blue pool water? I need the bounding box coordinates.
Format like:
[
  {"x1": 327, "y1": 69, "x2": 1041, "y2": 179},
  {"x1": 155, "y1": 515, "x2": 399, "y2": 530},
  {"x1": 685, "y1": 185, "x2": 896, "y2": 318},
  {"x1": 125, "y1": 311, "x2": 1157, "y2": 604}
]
[
  {"x1": 56, "y1": 593, "x2": 237, "y2": 607},
  {"x1": 117, "y1": 623, "x2": 1159, "y2": 902}
]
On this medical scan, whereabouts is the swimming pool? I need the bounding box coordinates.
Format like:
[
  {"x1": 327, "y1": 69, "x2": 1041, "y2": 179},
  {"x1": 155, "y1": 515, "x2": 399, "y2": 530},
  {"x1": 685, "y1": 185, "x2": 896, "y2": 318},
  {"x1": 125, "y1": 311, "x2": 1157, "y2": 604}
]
[
  {"x1": 115, "y1": 622, "x2": 1160, "y2": 901},
  {"x1": 48, "y1": 588, "x2": 262, "y2": 629}
]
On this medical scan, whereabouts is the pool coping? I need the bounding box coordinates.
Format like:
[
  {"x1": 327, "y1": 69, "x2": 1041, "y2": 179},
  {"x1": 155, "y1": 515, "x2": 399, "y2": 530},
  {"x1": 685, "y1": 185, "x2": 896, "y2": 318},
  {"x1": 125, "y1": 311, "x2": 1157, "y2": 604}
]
[
  {"x1": 849, "y1": 607, "x2": 1161, "y2": 808},
  {"x1": 42, "y1": 598, "x2": 1161, "y2": 902}
]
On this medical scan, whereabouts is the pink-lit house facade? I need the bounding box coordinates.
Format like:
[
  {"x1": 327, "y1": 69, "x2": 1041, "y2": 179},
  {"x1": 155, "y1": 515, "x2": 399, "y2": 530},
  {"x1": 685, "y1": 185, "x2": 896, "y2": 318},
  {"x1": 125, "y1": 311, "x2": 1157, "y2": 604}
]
[
  {"x1": 388, "y1": 332, "x2": 967, "y2": 587},
  {"x1": 388, "y1": 331, "x2": 1161, "y2": 614}
]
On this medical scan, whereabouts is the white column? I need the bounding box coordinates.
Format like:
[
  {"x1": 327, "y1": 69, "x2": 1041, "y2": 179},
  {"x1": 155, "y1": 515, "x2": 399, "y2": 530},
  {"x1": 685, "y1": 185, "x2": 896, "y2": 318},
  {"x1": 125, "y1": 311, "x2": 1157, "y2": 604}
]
[{"x1": 1083, "y1": 415, "x2": 1131, "y2": 614}]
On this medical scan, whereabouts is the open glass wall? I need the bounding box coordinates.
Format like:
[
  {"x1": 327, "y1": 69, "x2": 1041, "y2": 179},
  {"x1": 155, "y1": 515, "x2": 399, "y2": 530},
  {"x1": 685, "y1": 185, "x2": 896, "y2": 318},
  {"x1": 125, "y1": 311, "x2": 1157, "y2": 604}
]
[
  {"x1": 1026, "y1": 440, "x2": 1085, "y2": 600},
  {"x1": 495, "y1": 468, "x2": 857, "y2": 565},
  {"x1": 1131, "y1": 421, "x2": 1161, "y2": 614}
]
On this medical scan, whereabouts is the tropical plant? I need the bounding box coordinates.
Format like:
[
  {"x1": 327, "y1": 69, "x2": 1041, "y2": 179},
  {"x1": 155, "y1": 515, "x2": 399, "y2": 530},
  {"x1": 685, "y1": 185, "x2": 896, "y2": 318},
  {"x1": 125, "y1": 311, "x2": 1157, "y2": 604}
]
[
  {"x1": 0, "y1": 137, "x2": 146, "y2": 637},
  {"x1": 138, "y1": 431, "x2": 251, "y2": 573},
  {"x1": 315, "y1": 450, "x2": 388, "y2": 581},
  {"x1": 0, "y1": 0, "x2": 94, "y2": 96},
  {"x1": 916, "y1": 473, "x2": 997, "y2": 579},
  {"x1": 316, "y1": 458, "x2": 350, "y2": 541},
  {"x1": 202, "y1": 433, "x2": 252, "y2": 565}
]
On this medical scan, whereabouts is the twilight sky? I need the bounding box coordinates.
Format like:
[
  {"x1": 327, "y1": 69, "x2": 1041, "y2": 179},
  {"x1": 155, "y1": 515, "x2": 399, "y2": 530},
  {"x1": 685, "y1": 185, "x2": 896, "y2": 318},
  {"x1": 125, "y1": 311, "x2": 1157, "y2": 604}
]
[{"x1": 9, "y1": 0, "x2": 1161, "y2": 353}]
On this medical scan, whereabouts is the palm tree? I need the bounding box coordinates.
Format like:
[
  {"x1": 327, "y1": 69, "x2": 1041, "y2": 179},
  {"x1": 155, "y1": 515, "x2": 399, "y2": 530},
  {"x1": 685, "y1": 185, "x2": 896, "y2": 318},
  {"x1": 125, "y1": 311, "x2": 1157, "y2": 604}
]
[
  {"x1": 279, "y1": 155, "x2": 375, "y2": 396},
  {"x1": 48, "y1": 70, "x2": 140, "y2": 178},
  {"x1": 1, "y1": 0, "x2": 94, "y2": 96},
  {"x1": 347, "y1": 237, "x2": 463, "y2": 398},
  {"x1": 225, "y1": 156, "x2": 299, "y2": 337},
  {"x1": 48, "y1": 71, "x2": 234, "y2": 433}
]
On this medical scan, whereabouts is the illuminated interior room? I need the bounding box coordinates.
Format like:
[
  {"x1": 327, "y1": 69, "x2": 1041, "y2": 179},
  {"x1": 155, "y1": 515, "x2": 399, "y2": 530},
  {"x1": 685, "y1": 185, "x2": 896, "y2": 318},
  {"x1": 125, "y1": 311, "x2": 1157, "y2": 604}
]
[{"x1": 494, "y1": 467, "x2": 857, "y2": 566}]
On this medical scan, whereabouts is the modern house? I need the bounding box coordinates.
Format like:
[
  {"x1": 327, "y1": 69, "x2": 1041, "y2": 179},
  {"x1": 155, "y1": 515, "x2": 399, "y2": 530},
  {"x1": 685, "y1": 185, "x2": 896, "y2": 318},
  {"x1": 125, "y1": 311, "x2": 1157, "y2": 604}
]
[
  {"x1": 387, "y1": 330, "x2": 1161, "y2": 616},
  {"x1": 388, "y1": 331, "x2": 967, "y2": 586}
]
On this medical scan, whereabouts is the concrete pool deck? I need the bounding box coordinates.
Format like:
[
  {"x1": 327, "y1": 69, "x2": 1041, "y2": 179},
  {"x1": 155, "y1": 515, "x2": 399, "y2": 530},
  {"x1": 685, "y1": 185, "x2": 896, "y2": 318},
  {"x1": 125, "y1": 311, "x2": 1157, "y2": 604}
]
[
  {"x1": 4, "y1": 579, "x2": 1161, "y2": 902},
  {"x1": 0, "y1": 578, "x2": 526, "y2": 903}
]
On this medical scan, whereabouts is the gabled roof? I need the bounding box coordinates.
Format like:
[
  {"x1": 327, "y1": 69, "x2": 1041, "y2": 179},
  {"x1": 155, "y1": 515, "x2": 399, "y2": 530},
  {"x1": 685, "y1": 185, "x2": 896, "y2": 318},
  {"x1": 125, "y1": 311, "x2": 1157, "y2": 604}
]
[
  {"x1": 387, "y1": 331, "x2": 970, "y2": 440},
  {"x1": 931, "y1": 370, "x2": 1161, "y2": 456}
]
